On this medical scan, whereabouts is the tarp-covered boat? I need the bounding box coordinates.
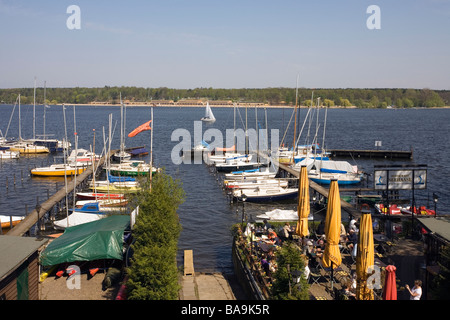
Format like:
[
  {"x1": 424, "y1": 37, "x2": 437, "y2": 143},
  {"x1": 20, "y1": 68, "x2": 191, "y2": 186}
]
[{"x1": 41, "y1": 215, "x2": 131, "y2": 266}]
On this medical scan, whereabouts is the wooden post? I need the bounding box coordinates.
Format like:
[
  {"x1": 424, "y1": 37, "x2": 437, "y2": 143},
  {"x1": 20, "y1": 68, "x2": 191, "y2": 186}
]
[{"x1": 184, "y1": 250, "x2": 195, "y2": 276}]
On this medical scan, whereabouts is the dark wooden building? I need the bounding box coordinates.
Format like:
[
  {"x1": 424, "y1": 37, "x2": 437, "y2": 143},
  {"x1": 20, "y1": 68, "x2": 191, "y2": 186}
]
[
  {"x1": 416, "y1": 217, "x2": 450, "y2": 300},
  {"x1": 0, "y1": 235, "x2": 48, "y2": 300}
]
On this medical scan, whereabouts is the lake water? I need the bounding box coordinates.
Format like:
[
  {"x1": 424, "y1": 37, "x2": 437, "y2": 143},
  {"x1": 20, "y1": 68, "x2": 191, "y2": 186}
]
[{"x1": 1, "y1": 105, "x2": 449, "y2": 273}]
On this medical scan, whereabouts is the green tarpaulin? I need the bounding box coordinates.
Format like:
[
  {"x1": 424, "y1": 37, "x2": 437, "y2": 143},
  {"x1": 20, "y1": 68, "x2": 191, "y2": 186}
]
[{"x1": 40, "y1": 215, "x2": 130, "y2": 266}]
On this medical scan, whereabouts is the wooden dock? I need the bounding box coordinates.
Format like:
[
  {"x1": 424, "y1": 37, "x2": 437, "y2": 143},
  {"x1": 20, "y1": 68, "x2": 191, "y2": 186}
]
[
  {"x1": 329, "y1": 148, "x2": 413, "y2": 160},
  {"x1": 277, "y1": 161, "x2": 362, "y2": 218}
]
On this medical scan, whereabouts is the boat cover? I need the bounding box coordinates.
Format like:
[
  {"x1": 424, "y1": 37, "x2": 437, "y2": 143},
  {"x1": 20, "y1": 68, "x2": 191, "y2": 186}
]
[
  {"x1": 41, "y1": 215, "x2": 130, "y2": 266},
  {"x1": 54, "y1": 211, "x2": 106, "y2": 229},
  {"x1": 256, "y1": 209, "x2": 298, "y2": 221}
]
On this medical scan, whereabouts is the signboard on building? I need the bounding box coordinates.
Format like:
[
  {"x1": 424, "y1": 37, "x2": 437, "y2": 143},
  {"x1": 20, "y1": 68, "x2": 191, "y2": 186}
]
[{"x1": 374, "y1": 168, "x2": 427, "y2": 190}]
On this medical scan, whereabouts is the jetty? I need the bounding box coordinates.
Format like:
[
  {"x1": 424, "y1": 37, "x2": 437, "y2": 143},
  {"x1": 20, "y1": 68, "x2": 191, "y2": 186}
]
[
  {"x1": 328, "y1": 148, "x2": 413, "y2": 160},
  {"x1": 270, "y1": 157, "x2": 362, "y2": 218}
]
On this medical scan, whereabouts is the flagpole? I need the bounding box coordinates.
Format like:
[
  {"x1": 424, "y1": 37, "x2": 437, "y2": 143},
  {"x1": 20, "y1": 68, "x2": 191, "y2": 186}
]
[{"x1": 149, "y1": 107, "x2": 153, "y2": 192}]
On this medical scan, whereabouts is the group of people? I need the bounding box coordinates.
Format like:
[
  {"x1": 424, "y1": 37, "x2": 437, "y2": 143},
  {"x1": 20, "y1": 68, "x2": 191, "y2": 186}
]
[{"x1": 245, "y1": 216, "x2": 424, "y2": 300}]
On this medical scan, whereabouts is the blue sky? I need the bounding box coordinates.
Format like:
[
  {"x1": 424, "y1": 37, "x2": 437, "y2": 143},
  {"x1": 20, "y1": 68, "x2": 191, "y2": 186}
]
[{"x1": 1, "y1": 0, "x2": 449, "y2": 89}]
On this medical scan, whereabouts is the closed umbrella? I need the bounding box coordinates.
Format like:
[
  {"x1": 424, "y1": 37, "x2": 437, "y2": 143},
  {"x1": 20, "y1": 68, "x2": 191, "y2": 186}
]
[
  {"x1": 356, "y1": 210, "x2": 375, "y2": 300},
  {"x1": 382, "y1": 265, "x2": 397, "y2": 300},
  {"x1": 295, "y1": 165, "x2": 310, "y2": 238},
  {"x1": 321, "y1": 179, "x2": 342, "y2": 289}
]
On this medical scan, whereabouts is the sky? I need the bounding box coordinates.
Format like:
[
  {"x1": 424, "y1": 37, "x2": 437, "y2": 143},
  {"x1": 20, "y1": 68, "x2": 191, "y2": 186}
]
[{"x1": 1, "y1": 0, "x2": 450, "y2": 90}]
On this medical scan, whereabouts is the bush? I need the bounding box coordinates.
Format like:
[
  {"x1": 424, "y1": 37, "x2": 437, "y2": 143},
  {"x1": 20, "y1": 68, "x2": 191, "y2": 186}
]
[
  {"x1": 271, "y1": 243, "x2": 309, "y2": 300},
  {"x1": 126, "y1": 170, "x2": 185, "y2": 300}
]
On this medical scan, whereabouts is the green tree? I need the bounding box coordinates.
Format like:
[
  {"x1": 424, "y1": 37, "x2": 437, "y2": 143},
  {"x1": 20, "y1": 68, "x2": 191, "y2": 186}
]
[
  {"x1": 126, "y1": 171, "x2": 185, "y2": 300},
  {"x1": 271, "y1": 243, "x2": 309, "y2": 300},
  {"x1": 323, "y1": 99, "x2": 334, "y2": 107}
]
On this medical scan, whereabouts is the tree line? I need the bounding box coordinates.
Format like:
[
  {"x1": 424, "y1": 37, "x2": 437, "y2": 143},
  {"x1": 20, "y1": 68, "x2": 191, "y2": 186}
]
[{"x1": 0, "y1": 86, "x2": 448, "y2": 108}]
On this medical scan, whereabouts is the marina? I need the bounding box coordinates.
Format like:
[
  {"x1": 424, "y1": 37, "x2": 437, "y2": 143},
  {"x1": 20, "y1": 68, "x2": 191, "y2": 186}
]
[{"x1": 0, "y1": 105, "x2": 449, "y2": 301}]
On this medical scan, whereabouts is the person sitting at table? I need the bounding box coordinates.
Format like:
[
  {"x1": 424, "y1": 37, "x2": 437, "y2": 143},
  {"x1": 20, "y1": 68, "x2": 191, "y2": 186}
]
[
  {"x1": 268, "y1": 256, "x2": 277, "y2": 276},
  {"x1": 346, "y1": 229, "x2": 358, "y2": 252},
  {"x1": 312, "y1": 238, "x2": 324, "y2": 258},
  {"x1": 281, "y1": 222, "x2": 293, "y2": 241},
  {"x1": 267, "y1": 228, "x2": 282, "y2": 245},
  {"x1": 263, "y1": 219, "x2": 273, "y2": 232},
  {"x1": 261, "y1": 254, "x2": 270, "y2": 275},
  {"x1": 349, "y1": 217, "x2": 359, "y2": 234},
  {"x1": 343, "y1": 278, "x2": 356, "y2": 300},
  {"x1": 316, "y1": 220, "x2": 325, "y2": 237}
]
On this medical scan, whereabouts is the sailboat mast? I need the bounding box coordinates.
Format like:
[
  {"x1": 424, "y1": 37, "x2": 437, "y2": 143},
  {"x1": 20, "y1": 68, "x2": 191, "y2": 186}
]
[
  {"x1": 62, "y1": 104, "x2": 69, "y2": 226},
  {"x1": 18, "y1": 94, "x2": 21, "y2": 140},
  {"x1": 149, "y1": 107, "x2": 154, "y2": 191},
  {"x1": 293, "y1": 74, "x2": 299, "y2": 152},
  {"x1": 33, "y1": 77, "x2": 36, "y2": 140},
  {"x1": 43, "y1": 81, "x2": 46, "y2": 140},
  {"x1": 255, "y1": 106, "x2": 259, "y2": 163}
]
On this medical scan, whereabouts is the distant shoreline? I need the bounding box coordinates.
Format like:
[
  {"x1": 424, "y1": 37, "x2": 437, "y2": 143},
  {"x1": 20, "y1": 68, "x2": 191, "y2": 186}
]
[{"x1": 1, "y1": 103, "x2": 450, "y2": 109}]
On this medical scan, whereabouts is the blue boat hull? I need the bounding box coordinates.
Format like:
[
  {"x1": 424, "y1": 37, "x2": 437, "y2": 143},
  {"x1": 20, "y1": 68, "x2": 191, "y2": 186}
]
[{"x1": 310, "y1": 178, "x2": 361, "y2": 185}]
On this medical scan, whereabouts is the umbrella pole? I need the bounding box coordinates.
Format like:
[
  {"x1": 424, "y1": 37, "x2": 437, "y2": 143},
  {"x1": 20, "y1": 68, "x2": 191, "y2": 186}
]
[{"x1": 331, "y1": 261, "x2": 334, "y2": 291}]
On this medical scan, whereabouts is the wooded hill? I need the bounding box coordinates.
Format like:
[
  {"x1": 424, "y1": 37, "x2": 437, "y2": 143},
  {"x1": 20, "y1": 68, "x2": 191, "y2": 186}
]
[{"x1": 1, "y1": 87, "x2": 448, "y2": 108}]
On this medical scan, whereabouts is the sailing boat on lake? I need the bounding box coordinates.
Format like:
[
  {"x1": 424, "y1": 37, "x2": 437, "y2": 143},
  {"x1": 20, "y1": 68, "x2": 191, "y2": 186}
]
[{"x1": 201, "y1": 102, "x2": 216, "y2": 123}]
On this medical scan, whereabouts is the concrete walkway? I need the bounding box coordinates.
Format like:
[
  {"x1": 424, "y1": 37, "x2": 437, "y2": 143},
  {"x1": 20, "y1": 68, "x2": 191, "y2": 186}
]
[{"x1": 179, "y1": 272, "x2": 237, "y2": 300}]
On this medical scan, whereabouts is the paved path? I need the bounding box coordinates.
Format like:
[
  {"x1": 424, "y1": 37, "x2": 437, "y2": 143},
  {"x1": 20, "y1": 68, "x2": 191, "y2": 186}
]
[{"x1": 179, "y1": 273, "x2": 238, "y2": 300}]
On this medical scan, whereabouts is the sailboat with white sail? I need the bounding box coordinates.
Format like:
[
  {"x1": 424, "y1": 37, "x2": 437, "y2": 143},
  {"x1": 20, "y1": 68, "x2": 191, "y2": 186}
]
[{"x1": 201, "y1": 102, "x2": 216, "y2": 123}]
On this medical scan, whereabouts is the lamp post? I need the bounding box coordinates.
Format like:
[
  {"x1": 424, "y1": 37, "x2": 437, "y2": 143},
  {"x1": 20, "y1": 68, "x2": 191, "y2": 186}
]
[
  {"x1": 287, "y1": 263, "x2": 303, "y2": 295},
  {"x1": 433, "y1": 193, "x2": 439, "y2": 218},
  {"x1": 35, "y1": 202, "x2": 41, "y2": 236},
  {"x1": 241, "y1": 193, "x2": 248, "y2": 227}
]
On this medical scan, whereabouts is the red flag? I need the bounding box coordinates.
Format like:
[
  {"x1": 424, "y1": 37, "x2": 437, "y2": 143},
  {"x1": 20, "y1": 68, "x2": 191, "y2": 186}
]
[{"x1": 128, "y1": 120, "x2": 152, "y2": 137}]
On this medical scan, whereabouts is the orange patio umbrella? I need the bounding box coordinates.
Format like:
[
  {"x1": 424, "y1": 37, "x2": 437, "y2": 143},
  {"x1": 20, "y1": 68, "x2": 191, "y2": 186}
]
[
  {"x1": 382, "y1": 265, "x2": 397, "y2": 300},
  {"x1": 356, "y1": 210, "x2": 375, "y2": 300},
  {"x1": 295, "y1": 165, "x2": 310, "y2": 238},
  {"x1": 321, "y1": 179, "x2": 342, "y2": 289}
]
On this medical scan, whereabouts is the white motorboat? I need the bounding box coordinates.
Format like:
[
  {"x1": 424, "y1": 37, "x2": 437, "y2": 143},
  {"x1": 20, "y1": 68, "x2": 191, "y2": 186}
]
[
  {"x1": 0, "y1": 149, "x2": 19, "y2": 159},
  {"x1": 233, "y1": 186, "x2": 298, "y2": 203}
]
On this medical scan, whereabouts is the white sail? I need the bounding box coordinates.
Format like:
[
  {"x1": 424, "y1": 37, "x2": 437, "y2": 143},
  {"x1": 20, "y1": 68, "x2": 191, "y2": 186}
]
[{"x1": 201, "y1": 102, "x2": 215, "y2": 122}]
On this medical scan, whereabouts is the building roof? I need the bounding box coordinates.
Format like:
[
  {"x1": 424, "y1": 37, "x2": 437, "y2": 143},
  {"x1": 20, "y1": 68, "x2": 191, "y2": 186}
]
[
  {"x1": 0, "y1": 235, "x2": 49, "y2": 281},
  {"x1": 416, "y1": 217, "x2": 450, "y2": 244}
]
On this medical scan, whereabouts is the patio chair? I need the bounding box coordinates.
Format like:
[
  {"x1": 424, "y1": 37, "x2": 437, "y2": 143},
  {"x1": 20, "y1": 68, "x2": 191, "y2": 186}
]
[{"x1": 308, "y1": 266, "x2": 323, "y2": 285}]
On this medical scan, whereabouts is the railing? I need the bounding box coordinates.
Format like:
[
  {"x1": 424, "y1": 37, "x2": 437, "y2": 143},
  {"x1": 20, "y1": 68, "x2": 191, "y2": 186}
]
[{"x1": 234, "y1": 234, "x2": 272, "y2": 299}]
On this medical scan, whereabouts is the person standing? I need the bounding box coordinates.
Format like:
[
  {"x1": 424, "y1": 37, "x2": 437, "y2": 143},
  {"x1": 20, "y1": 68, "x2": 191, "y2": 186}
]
[{"x1": 406, "y1": 280, "x2": 422, "y2": 300}]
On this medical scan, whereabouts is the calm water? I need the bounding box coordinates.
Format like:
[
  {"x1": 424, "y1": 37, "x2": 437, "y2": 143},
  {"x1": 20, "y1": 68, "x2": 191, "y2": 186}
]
[{"x1": 1, "y1": 105, "x2": 449, "y2": 273}]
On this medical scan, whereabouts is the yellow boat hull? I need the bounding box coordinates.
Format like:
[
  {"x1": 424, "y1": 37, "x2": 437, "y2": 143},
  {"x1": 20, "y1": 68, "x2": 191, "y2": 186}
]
[
  {"x1": 10, "y1": 147, "x2": 50, "y2": 154},
  {"x1": 31, "y1": 168, "x2": 87, "y2": 177}
]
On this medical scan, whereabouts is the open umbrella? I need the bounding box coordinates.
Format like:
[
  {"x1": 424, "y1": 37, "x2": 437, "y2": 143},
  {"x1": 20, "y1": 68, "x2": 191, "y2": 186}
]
[
  {"x1": 382, "y1": 265, "x2": 397, "y2": 300},
  {"x1": 295, "y1": 165, "x2": 310, "y2": 238},
  {"x1": 356, "y1": 210, "x2": 375, "y2": 300},
  {"x1": 321, "y1": 179, "x2": 342, "y2": 289}
]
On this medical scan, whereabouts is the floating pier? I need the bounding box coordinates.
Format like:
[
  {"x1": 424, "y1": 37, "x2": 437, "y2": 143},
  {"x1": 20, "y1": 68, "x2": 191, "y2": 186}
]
[
  {"x1": 276, "y1": 160, "x2": 362, "y2": 218},
  {"x1": 328, "y1": 148, "x2": 413, "y2": 160}
]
